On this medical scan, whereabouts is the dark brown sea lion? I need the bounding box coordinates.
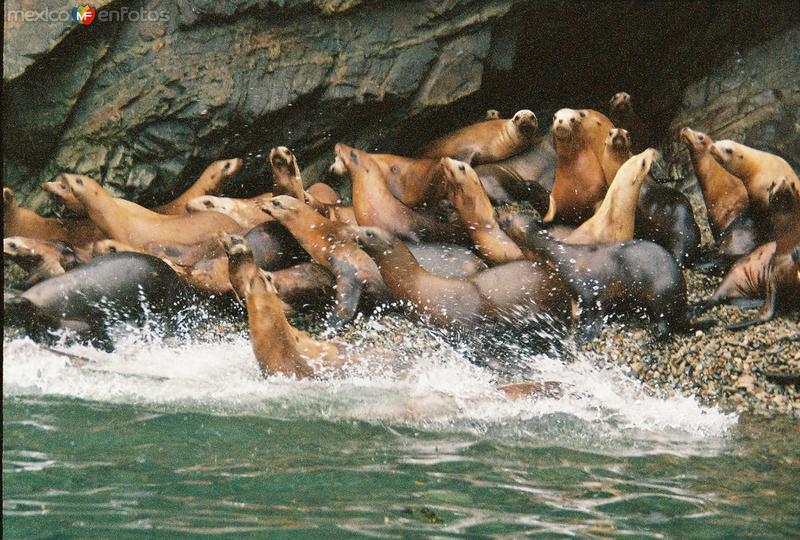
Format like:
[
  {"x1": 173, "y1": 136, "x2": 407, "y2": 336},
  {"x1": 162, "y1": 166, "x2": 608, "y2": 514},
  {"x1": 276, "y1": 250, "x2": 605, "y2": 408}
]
[
  {"x1": 422, "y1": 110, "x2": 539, "y2": 164},
  {"x1": 472, "y1": 135, "x2": 555, "y2": 212},
  {"x1": 351, "y1": 227, "x2": 571, "y2": 330},
  {"x1": 498, "y1": 209, "x2": 706, "y2": 340}
]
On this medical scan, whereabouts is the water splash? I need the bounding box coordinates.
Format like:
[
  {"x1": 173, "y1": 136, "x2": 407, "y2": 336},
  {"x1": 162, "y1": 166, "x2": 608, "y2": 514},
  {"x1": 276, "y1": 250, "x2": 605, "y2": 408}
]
[{"x1": 3, "y1": 312, "x2": 736, "y2": 456}]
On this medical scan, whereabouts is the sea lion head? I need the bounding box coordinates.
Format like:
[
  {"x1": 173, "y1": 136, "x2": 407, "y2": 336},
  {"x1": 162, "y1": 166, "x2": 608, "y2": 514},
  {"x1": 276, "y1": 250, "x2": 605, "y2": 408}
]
[
  {"x1": 347, "y1": 225, "x2": 395, "y2": 255},
  {"x1": 330, "y1": 143, "x2": 354, "y2": 175},
  {"x1": 496, "y1": 208, "x2": 540, "y2": 245},
  {"x1": 709, "y1": 140, "x2": 744, "y2": 167},
  {"x1": 92, "y1": 239, "x2": 131, "y2": 256},
  {"x1": 680, "y1": 127, "x2": 712, "y2": 152},
  {"x1": 485, "y1": 109, "x2": 501, "y2": 120},
  {"x1": 606, "y1": 128, "x2": 631, "y2": 152},
  {"x1": 3, "y1": 236, "x2": 33, "y2": 258},
  {"x1": 269, "y1": 146, "x2": 299, "y2": 177},
  {"x1": 259, "y1": 195, "x2": 303, "y2": 221},
  {"x1": 512, "y1": 109, "x2": 538, "y2": 136},
  {"x1": 220, "y1": 233, "x2": 251, "y2": 258},
  {"x1": 254, "y1": 269, "x2": 279, "y2": 296},
  {"x1": 186, "y1": 195, "x2": 232, "y2": 214},
  {"x1": 59, "y1": 173, "x2": 100, "y2": 201},
  {"x1": 609, "y1": 92, "x2": 632, "y2": 113},
  {"x1": 636, "y1": 148, "x2": 659, "y2": 180},
  {"x1": 216, "y1": 158, "x2": 243, "y2": 178},
  {"x1": 3, "y1": 187, "x2": 16, "y2": 210},
  {"x1": 43, "y1": 176, "x2": 85, "y2": 213},
  {"x1": 440, "y1": 157, "x2": 474, "y2": 187},
  {"x1": 551, "y1": 108, "x2": 582, "y2": 141}
]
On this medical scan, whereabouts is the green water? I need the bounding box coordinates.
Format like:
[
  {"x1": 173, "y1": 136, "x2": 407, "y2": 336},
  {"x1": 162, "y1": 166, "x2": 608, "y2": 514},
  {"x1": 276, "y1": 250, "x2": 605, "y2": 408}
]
[{"x1": 3, "y1": 324, "x2": 800, "y2": 538}]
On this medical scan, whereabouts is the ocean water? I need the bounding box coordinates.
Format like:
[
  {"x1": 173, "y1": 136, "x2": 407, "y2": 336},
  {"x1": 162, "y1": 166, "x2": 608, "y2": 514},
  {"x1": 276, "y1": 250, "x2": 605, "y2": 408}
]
[{"x1": 3, "y1": 316, "x2": 799, "y2": 538}]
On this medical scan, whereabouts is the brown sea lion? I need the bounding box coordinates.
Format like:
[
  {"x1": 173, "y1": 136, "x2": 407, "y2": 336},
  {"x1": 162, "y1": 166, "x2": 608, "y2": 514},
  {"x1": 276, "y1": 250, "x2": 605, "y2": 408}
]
[
  {"x1": 331, "y1": 152, "x2": 447, "y2": 209},
  {"x1": 608, "y1": 92, "x2": 651, "y2": 153},
  {"x1": 222, "y1": 233, "x2": 348, "y2": 378},
  {"x1": 472, "y1": 135, "x2": 555, "y2": 212},
  {"x1": 547, "y1": 108, "x2": 608, "y2": 225},
  {"x1": 334, "y1": 143, "x2": 469, "y2": 244},
  {"x1": 186, "y1": 194, "x2": 274, "y2": 229},
  {"x1": 351, "y1": 226, "x2": 571, "y2": 330},
  {"x1": 440, "y1": 158, "x2": 524, "y2": 264},
  {"x1": 4, "y1": 237, "x2": 85, "y2": 287},
  {"x1": 3, "y1": 186, "x2": 103, "y2": 247},
  {"x1": 60, "y1": 174, "x2": 243, "y2": 248},
  {"x1": 700, "y1": 177, "x2": 800, "y2": 327},
  {"x1": 577, "y1": 109, "x2": 616, "y2": 174},
  {"x1": 499, "y1": 209, "x2": 706, "y2": 339},
  {"x1": 681, "y1": 128, "x2": 758, "y2": 256},
  {"x1": 269, "y1": 146, "x2": 341, "y2": 204},
  {"x1": 564, "y1": 149, "x2": 656, "y2": 244},
  {"x1": 153, "y1": 158, "x2": 243, "y2": 215},
  {"x1": 710, "y1": 140, "x2": 799, "y2": 218},
  {"x1": 599, "y1": 128, "x2": 631, "y2": 184},
  {"x1": 421, "y1": 110, "x2": 539, "y2": 164},
  {"x1": 261, "y1": 195, "x2": 389, "y2": 326}
]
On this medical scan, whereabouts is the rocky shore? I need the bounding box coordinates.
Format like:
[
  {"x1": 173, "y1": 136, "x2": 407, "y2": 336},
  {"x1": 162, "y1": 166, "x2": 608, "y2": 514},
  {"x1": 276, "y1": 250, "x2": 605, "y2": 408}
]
[{"x1": 582, "y1": 188, "x2": 799, "y2": 418}]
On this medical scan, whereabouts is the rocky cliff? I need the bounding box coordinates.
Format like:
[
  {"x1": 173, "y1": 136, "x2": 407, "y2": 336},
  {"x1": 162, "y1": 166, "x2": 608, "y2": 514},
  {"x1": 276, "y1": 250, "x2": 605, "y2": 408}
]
[{"x1": 3, "y1": 0, "x2": 798, "y2": 211}]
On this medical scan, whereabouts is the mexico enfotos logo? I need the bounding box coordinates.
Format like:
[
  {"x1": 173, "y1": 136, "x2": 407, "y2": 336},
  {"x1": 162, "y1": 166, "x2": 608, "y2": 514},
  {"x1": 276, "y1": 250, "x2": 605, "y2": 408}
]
[{"x1": 5, "y1": 5, "x2": 169, "y2": 24}]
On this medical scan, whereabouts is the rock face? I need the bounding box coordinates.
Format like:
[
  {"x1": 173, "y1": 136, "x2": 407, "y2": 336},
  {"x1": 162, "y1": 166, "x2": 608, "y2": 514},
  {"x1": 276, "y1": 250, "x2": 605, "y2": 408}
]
[
  {"x1": 3, "y1": 0, "x2": 799, "y2": 211},
  {"x1": 666, "y1": 26, "x2": 800, "y2": 178}
]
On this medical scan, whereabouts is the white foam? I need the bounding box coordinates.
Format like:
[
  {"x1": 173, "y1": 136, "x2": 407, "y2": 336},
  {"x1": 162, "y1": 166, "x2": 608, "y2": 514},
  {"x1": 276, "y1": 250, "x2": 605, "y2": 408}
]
[{"x1": 3, "y1": 316, "x2": 737, "y2": 455}]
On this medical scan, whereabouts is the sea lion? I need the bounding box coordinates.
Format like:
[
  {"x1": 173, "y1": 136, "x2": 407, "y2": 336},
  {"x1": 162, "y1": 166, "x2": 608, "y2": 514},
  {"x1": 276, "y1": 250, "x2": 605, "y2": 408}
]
[
  {"x1": 153, "y1": 158, "x2": 243, "y2": 215},
  {"x1": 548, "y1": 108, "x2": 608, "y2": 225},
  {"x1": 710, "y1": 140, "x2": 799, "y2": 219},
  {"x1": 4, "y1": 237, "x2": 85, "y2": 287},
  {"x1": 603, "y1": 130, "x2": 702, "y2": 266},
  {"x1": 270, "y1": 146, "x2": 341, "y2": 205},
  {"x1": 577, "y1": 109, "x2": 616, "y2": 171},
  {"x1": 485, "y1": 109, "x2": 501, "y2": 120},
  {"x1": 440, "y1": 158, "x2": 524, "y2": 264},
  {"x1": 564, "y1": 148, "x2": 657, "y2": 244},
  {"x1": 60, "y1": 173, "x2": 243, "y2": 248},
  {"x1": 261, "y1": 195, "x2": 389, "y2": 326},
  {"x1": 699, "y1": 177, "x2": 800, "y2": 327},
  {"x1": 3, "y1": 186, "x2": 103, "y2": 247},
  {"x1": 499, "y1": 210, "x2": 704, "y2": 339},
  {"x1": 351, "y1": 226, "x2": 571, "y2": 330},
  {"x1": 331, "y1": 152, "x2": 447, "y2": 209},
  {"x1": 186, "y1": 194, "x2": 274, "y2": 229},
  {"x1": 421, "y1": 110, "x2": 539, "y2": 164},
  {"x1": 473, "y1": 135, "x2": 556, "y2": 211},
  {"x1": 4, "y1": 252, "x2": 189, "y2": 350},
  {"x1": 334, "y1": 143, "x2": 469, "y2": 244},
  {"x1": 681, "y1": 128, "x2": 750, "y2": 238},
  {"x1": 608, "y1": 92, "x2": 651, "y2": 152},
  {"x1": 222, "y1": 233, "x2": 347, "y2": 378}
]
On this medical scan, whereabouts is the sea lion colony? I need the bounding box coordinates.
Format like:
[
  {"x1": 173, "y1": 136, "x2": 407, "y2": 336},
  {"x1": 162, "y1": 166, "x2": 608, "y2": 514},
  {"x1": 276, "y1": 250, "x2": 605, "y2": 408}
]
[{"x1": 4, "y1": 93, "x2": 799, "y2": 381}]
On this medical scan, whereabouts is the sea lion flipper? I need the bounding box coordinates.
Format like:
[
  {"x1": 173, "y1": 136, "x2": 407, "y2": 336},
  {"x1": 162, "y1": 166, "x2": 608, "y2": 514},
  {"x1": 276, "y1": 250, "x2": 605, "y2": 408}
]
[{"x1": 326, "y1": 255, "x2": 363, "y2": 328}]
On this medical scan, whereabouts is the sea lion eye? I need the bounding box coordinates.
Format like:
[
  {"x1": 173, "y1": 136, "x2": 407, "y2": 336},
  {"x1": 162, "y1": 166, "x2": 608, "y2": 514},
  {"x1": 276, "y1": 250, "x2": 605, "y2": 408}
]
[
  {"x1": 458, "y1": 164, "x2": 465, "y2": 172},
  {"x1": 725, "y1": 148, "x2": 733, "y2": 155},
  {"x1": 223, "y1": 162, "x2": 231, "y2": 171},
  {"x1": 204, "y1": 200, "x2": 213, "y2": 208},
  {"x1": 9, "y1": 242, "x2": 17, "y2": 249},
  {"x1": 366, "y1": 230, "x2": 375, "y2": 238},
  {"x1": 108, "y1": 246, "x2": 117, "y2": 253},
  {"x1": 75, "y1": 178, "x2": 84, "y2": 186},
  {"x1": 641, "y1": 159, "x2": 646, "y2": 168},
  {"x1": 698, "y1": 135, "x2": 705, "y2": 141},
  {"x1": 579, "y1": 111, "x2": 587, "y2": 118},
  {"x1": 272, "y1": 200, "x2": 281, "y2": 208}
]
